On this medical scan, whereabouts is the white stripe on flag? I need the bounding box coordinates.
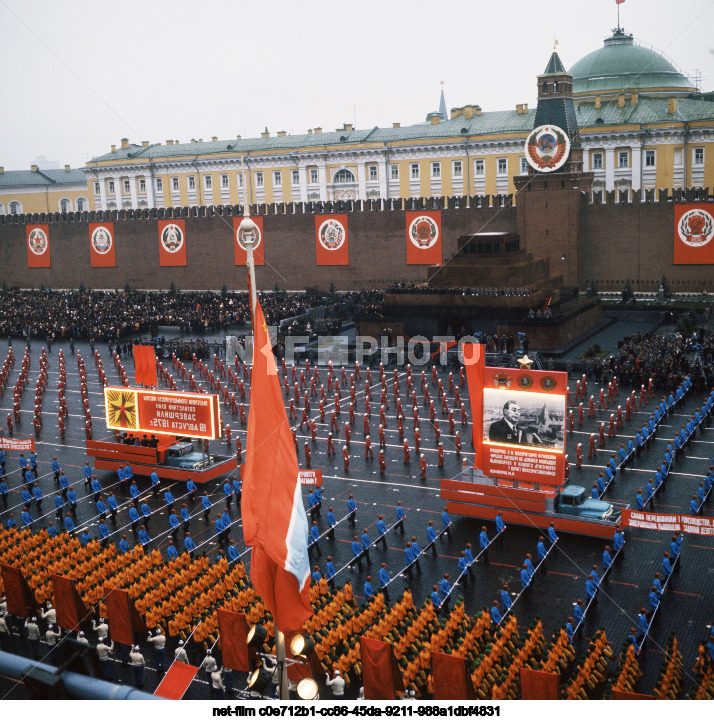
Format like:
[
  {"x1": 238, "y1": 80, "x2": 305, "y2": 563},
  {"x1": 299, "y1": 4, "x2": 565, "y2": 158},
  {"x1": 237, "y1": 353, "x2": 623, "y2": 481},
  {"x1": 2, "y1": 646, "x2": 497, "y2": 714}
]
[{"x1": 284, "y1": 474, "x2": 311, "y2": 591}]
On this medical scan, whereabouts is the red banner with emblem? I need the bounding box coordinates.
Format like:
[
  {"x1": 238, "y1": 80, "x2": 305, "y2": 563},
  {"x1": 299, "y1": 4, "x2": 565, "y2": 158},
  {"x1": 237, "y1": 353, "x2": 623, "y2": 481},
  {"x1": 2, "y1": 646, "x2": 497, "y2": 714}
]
[
  {"x1": 158, "y1": 218, "x2": 187, "y2": 266},
  {"x1": 26, "y1": 224, "x2": 51, "y2": 268},
  {"x1": 673, "y1": 204, "x2": 714, "y2": 264},
  {"x1": 315, "y1": 214, "x2": 349, "y2": 265},
  {"x1": 406, "y1": 210, "x2": 442, "y2": 265},
  {"x1": 233, "y1": 216, "x2": 265, "y2": 266},
  {"x1": 88, "y1": 222, "x2": 116, "y2": 267}
]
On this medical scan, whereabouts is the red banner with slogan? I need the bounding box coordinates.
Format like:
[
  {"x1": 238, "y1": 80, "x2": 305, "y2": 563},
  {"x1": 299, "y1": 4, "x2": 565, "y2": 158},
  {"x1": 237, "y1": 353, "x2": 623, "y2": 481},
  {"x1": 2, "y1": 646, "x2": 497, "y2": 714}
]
[
  {"x1": 103, "y1": 386, "x2": 221, "y2": 439},
  {"x1": 520, "y1": 667, "x2": 560, "y2": 699},
  {"x1": 361, "y1": 636, "x2": 404, "y2": 699},
  {"x1": 462, "y1": 344, "x2": 485, "y2": 469},
  {"x1": 673, "y1": 204, "x2": 714, "y2": 264},
  {"x1": 621, "y1": 509, "x2": 681, "y2": 532},
  {"x1": 406, "y1": 210, "x2": 442, "y2": 265},
  {"x1": 315, "y1": 214, "x2": 349, "y2": 265},
  {"x1": 51, "y1": 574, "x2": 89, "y2": 632},
  {"x1": 217, "y1": 609, "x2": 251, "y2": 673},
  {"x1": 0, "y1": 437, "x2": 35, "y2": 451},
  {"x1": 233, "y1": 216, "x2": 265, "y2": 266},
  {"x1": 158, "y1": 218, "x2": 187, "y2": 266},
  {"x1": 132, "y1": 345, "x2": 158, "y2": 387},
  {"x1": 26, "y1": 224, "x2": 51, "y2": 268},
  {"x1": 481, "y1": 366, "x2": 567, "y2": 485},
  {"x1": 154, "y1": 662, "x2": 199, "y2": 699},
  {"x1": 299, "y1": 469, "x2": 323, "y2": 487},
  {"x1": 432, "y1": 651, "x2": 474, "y2": 699},
  {"x1": 0, "y1": 564, "x2": 36, "y2": 617},
  {"x1": 88, "y1": 222, "x2": 116, "y2": 267}
]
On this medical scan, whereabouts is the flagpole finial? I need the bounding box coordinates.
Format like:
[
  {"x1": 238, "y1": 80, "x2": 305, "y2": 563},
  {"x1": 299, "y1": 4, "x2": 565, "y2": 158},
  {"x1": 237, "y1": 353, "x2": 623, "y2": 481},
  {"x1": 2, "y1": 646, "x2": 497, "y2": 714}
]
[{"x1": 553, "y1": 38, "x2": 559, "y2": 52}]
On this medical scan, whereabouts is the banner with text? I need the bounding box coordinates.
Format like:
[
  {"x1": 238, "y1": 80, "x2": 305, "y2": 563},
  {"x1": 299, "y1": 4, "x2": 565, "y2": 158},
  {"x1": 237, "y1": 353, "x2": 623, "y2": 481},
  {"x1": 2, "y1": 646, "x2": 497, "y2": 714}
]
[
  {"x1": 299, "y1": 469, "x2": 323, "y2": 487},
  {"x1": 103, "y1": 386, "x2": 221, "y2": 439},
  {"x1": 0, "y1": 436, "x2": 35, "y2": 451},
  {"x1": 233, "y1": 215, "x2": 265, "y2": 266},
  {"x1": 88, "y1": 222, "x2": 117, "y2": 267},
  {"x1": 482, "y1": 366, "x2": 567, "y2": 485},
  {"x1": 622, "y1": 509, "x2": 714, "y2": 536},
  {"x1": 315, "y1": 214, "x2": 349, "y2": 265},
  {"x1": 673, "y1": 204, "x2": 714, "y2": 264},
  {"x1": 158, "y1": 218, "x2": 187, "y2": 266},
  {"x1": 406, "y1": 210, "x2": 442, "y2": 265},
  {"x1": 26, "y1": 224, "x2": 51, "y2": 268}
]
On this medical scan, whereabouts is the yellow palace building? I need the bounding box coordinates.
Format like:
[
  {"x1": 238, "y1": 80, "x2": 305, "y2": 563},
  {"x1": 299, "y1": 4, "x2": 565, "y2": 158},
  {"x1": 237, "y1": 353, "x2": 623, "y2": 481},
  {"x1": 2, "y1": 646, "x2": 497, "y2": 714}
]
[{"x1": 2, "y1": 27, "x2": 713, "y2": 215}]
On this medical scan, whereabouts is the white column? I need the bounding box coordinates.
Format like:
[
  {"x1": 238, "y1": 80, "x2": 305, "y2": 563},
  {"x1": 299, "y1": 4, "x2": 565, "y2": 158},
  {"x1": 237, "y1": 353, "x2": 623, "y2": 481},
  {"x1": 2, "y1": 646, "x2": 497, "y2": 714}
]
[
  {"x1": 605, "y1": 147, "x2": 615, "y2": 192},
  {"x1": 582, "y1": 147, "x2": 590, "y2": 172},
  {"x1": 128, "y1": 175, "x2": 139, "y2": 209},
  {"x1": 146, "y1": 172, "x2": 156, "y2": 208},
  {"x1": 631, "y1": 145, "x2": 642, "y2": 192},
  {"x1": 357, "y1": 162, "x2": 367, "y2": 200},
  {"x1": 317, "y1": 160, "x2": 328, "y2": 201},
  {"x1": 377, "y1": 159, "x2": 387, "y2": 199},
  {"x1": 298, "y1": 164, "x2": 308, "y2": 203},
  {"x1": 98, "y1": 177, "x2": 107, "y2": 210}
]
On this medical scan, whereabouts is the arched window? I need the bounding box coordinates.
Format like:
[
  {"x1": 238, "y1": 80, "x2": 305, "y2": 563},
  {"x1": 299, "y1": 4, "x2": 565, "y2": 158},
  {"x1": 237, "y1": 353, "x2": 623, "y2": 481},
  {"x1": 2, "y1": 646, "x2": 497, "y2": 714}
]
[
  {"x1": 333, "y1": 169, "x2": 356, "y2": 184},
  {"x1": 76, "y1": 197, "x2": 88, "y2": 212},
  {"x1": 9, "y1": 201, "x2": 22, "y2": 215},
  {"x1": 59, "y1": 198, "x2": 72, "y2": 213}
]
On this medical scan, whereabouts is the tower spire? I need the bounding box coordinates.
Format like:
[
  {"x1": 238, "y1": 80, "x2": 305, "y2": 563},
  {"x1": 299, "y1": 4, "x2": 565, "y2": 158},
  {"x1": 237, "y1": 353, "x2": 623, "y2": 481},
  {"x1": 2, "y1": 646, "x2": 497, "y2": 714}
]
[{"x1": 438, "y1": 81, "x2": 448, "y2": 121}]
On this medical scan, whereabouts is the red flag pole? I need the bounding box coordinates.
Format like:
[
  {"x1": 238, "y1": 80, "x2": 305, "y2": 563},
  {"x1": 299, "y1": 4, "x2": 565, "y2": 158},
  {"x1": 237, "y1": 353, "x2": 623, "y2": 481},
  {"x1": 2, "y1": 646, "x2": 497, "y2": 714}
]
[{"x1": 237, "y1": 167, "x2": 290, "y2": 700}]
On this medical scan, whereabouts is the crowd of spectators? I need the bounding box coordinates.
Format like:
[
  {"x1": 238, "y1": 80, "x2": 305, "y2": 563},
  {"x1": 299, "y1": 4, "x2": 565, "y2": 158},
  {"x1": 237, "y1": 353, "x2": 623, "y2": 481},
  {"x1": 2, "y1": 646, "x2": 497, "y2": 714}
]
[
  {"x1": 387, "y1": 284, "x2": 530, "y2": 297},
  {"x1": 0, "y1": 289, "x2": 384, "y2": 344}
]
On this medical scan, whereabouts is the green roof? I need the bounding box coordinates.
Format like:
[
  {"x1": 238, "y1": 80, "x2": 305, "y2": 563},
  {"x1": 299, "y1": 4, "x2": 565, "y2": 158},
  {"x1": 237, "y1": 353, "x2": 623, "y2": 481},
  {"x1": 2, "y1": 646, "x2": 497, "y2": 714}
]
[
  {"x1": 0, "y1": 168, "x2": 86, "y2": 188},
  {"x1": 576, "y1": 95, "x2": 714, "y2": 127},
  {"x1": 569, "y1": 29, "x2": 695, "y2": 96},
  {"x1": 87, "y1": 112, "x2": 536, "y2": 164}
]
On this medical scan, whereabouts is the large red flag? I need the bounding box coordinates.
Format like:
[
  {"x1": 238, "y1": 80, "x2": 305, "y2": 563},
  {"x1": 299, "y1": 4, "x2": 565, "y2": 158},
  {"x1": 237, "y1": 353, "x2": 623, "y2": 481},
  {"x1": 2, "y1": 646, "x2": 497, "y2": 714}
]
[
  {"x1": 673, "y1": 204, "x2": 714, "y2": 264},
  {"x1": 51, "y1": 575, "x2": 89, "y2": 632},
  {"x1": 361, "y1": 637, "x2": 404, "y2": 699},
  {"x1": 315, "y1": 214, "x2": 349, "y2": 265},
  {"x1": 432, "y1": 651, "x2": 474, "y2": 699},
  {"x1": 158, "y1": 219, "x2": 187, "y2": 266},
  {"x1": 233, "y1": 216, "x2": 265, "y2": 266},
  {"x1": 88, "y1": 222, "x2": 116, "y2": 267},
  {"x1": 26, "y1": 224, "x2": 51, "y2": 268},
  {"x1": 132, "y1": 345, "x2": 158, "y2": 386},
  {"x1": 242, "y1": 298, "x2": 312, "y2": 634},
  {"x1": 406, "y1": 211, "x2": 442, "y2": 265},
  {"x1": 462, "y1": 344, "x2": 485, "y2": 469},
  {"x1": 217, "y1": 609, "x2": 251, "y2": 672}
]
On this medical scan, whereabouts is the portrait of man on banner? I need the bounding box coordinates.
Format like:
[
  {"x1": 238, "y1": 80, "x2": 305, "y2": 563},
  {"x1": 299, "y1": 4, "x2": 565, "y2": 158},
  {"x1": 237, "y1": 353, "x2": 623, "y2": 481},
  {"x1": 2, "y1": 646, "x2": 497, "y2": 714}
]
[{"x1": 484, "y1": 390, "x2": 563, "y2": 450}]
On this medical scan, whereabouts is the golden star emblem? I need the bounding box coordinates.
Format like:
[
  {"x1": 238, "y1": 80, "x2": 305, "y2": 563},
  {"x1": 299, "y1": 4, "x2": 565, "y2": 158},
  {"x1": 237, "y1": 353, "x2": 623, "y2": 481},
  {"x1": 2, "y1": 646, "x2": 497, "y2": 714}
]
[{"x1": 517, "y1": 354, "x2": 533, "y2": 369}]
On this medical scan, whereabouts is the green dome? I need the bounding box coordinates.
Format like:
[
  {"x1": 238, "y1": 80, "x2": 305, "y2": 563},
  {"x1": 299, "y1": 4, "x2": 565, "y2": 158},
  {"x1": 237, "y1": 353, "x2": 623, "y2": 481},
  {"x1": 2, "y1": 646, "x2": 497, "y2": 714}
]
[{"x1": 569, "y1": 29, "x2": 695, "y2": 97}]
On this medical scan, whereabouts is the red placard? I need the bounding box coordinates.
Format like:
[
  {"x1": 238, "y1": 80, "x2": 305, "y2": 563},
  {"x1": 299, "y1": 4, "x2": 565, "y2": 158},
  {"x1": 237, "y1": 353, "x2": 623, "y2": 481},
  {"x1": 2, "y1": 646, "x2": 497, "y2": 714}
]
[
  {"x1": 154, "y1": 662, "x2": 199, "y2": 699},
  {"x1": 26, "y1": 224, "x2": 51, "y2": 268},
  {"x1": 88, "y1": 222, "x2": 116, "y2": 267},
  {"x1": 299, "y1": 469, "x2": 323, "y2": 487},
  {"x1": 621, "y1": 509, "x2": 681, "y2": 532},
  {"x1": 673, "y1": 204, "x2": 714, "y2": 264},
  {"x1": 0, "y1": 437, "x2": 35, "y2": 451},
  {"x1": 315, "y1": 214, "x2": 349, "y2": 265},
  {"x1": 158, "y1": 218, "x2": 187, "y2": 266},
  {"x1": 406, "y1": 210, "x2": 442, "y2": 265},
  {"x1": 103, "y1": 386, "x2": 221, "y2": 439},
  {"x1": 233, "y1": 216, "x2": 265, "y2": 266},
  {"x1": 520, "y1": 668, "x2": 559, "y2": 699},
  {"x1": 481, "y1": 367, "x2": 567, "y2": 484}
]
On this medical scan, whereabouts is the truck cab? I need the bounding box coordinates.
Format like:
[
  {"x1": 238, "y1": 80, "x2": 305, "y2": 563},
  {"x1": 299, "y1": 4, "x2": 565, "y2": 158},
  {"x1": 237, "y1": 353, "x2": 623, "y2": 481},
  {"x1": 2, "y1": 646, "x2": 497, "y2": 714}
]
[
  {"x1": 555, "y1": 485, "x2": 616, "y2": 521},
  {"x1": 164, "y1": 441, "x2": 209, "y2": 471}
]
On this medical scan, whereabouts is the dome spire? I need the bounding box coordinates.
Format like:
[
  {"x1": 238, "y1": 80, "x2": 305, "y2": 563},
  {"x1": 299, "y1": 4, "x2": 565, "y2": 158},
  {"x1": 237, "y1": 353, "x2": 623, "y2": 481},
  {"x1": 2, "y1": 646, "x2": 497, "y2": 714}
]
[{"x1": 438, "y1": 81, "x2": 448, "y2": 121}]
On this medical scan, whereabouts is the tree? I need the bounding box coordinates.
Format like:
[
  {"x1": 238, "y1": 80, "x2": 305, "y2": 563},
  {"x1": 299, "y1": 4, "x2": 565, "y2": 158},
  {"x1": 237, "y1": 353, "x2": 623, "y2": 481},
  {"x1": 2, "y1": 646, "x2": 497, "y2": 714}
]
[
  {"x1": 621, "y1": 279, "x2": 634, "y2": 304},
  {"x1": 169, "y1": 280, "x2": 177, "y2": 295}
]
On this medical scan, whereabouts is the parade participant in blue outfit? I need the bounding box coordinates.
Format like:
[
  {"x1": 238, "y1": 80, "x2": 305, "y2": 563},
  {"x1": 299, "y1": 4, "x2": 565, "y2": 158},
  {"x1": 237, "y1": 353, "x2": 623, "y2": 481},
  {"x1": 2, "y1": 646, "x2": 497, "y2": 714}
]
[
  {"x1": 479, "y1": 525, "x2": 490, "y2": 564},
  {"x1": 21, "y1": 488, "x2": 32, "y2": 506},
  {"x1": 227, "y1": 540, "x2": 239, "y2": 563},
  {"x1": 90, "y1": 476, "x2": 103, "y2": 503},
  {"x1": 21, "y1": 506, "x2": 33, "y2": 528},
  {"x1": 395, "y1": 501, "x2": 406, "y2": 533},
  {"x1": 325, "y1": 556, "x2": 336, "y2": 592},
  {"x1": 59, "y1": 471, "x2": 69, "y2": 498},
  {"x1": 79, "y1": 528, "x2": 91, "y2": 546},
  {"x1": 431, "y1": 585, "x2": 442, "y2": 613},
  {"x1": 548, "y1": 522, "x2": 558, "y2": 555},
  {"x1": 98, "y1": 518, "x2": 110, "y2": 546},
  {"x1": 107, "y1": 492, "x2": 118, "y2": 522},
  {"x1": 46, "y1": 521, "x2": 57, "y2": 538},
  {"x1": 128, "y1": 503, "x2": 140, "y2": 533},
  {"x1": 439, "y1": 573, "x2": 451, "y2": 613},
  {"x1": 364, "y1": 576, "x2": 374, "y2": 599},
  {"x1": 96, "y1": 496, "x2": 108, "y2": 517},
  {"x1": 378, "y1": 563, "x2": 391, "y2": 604},
  {"x1": 426, "y1": 521, "x2": 438, "y2": 555},
  {"x1": 347, "y1": 494, "x2": 357, "y2": 525},
  {"x1": 129, "y1": 480, "x2": 140, "y2": 499},
  {"x1": 0, "y1": 478, "x2": 8, "y2": 504},
  {"x1": 150, "y1": 469, "x2": 161, "y2": 497},
  {"x1": 500, "y1": 584, "x2": 512, "y2": 611},
  {"x1": 180, "y1": 503, "x2": 190, "y2": 532},
  {"x1": 164, "y1": 488, "x2": 176, "y2": 512},
  {"x1": 457, "y1": 552, "x2": 470, "y2": 586},
  {"x1": 138, "y1": 525, "x2": 151, "y2": 547},
  {"x1": 221, "y1": 508, "x2": 231, "y2": 540},
  {"x1": 67, "y1": 485, "x2": 78, "y2": 512},
  {"x1": 53, "y1": 491, "x2": 64, "y2": 519},
  {"x1": 119, "y1": 534, "x2": 130, "y2": 554},
  {"x1": 585, "y1": 574, "x2": 598, "y2": 605},
  {"x1": 326, "y1": 507, "x2": 337, "y2": 541},
  {"x1": 537, "y1": 536, "x2": 548, "y2": 573},
  {"x1": 442, "y1": 506, "x2": 452, "y2": 539},
  {"x1": 223, "y1": 480, "x2": 234, "y2": 510},
  {"x1": 670, "y1": 534, "x2": 682, "y2": 571},
  {"x1": 51, "y1": 457, "x2": 61, "y2": 483},
  {"x1": 690, "y1": 495, "x2": 699, "y2": 515},
  {"x1": 140, "y1": 500, "x2": 152, "y2": 526},
  {"x1": 565, "y1": 617, "x2": 575, "y2": 642},
  {"x1": 307, "y1": 490, "x2": 317, "y2": 520},
  {"x1": 602, "y1": 546, "x2": 613, "y2": 575},
  {"x1": 637, "y1": 608, "x2": 649, "y2": 643},
  {"x1": 361, "y1": 529, "x2": 372, "y2": 564},
  {"x1": 490, "y1": 600, "x2": 502, "y2": 627},
  {"x1": 648, "y1": 586, "x2": 660, "y2": 614},
  {"x1": 311, "y1": 566, "x2": 321, "y2": 584},
  {"x1": 308, "y1": 521, "x2": 322, "y2": 558},
  {"x1": 83, "y1": 462, "x2": 93, "y2": 487},
  {"x1": 183, "y1": 532, "x2": 196, "y2": 557},
  {"x1": 202, "y1": 491, "x2": 212, "y2": 522},
  {"x1": 520, "y1": 564, "x2": 531, "y2": 592},
  {"x1": 64, "y1": 512, "x2": 75, "y2": 535},
  {"x1": 350, "y1": 535, "x2": 363, "y2": 570},
  {"x1": 232, "y1": 476, "x2": 242, "y2": 505},
  {"x1": 32, "y1": 483, "x2": 43, "y2": 509},
  {"x1": 5, "y1": 513, "x2": 17, "y2": 529},
  {"x1": 636, "y1": 489, "x2": 645, "y2": 511},
  {"x1": 186, "y1": 477, "x2": 197, "y2": 503},
  {"x1": 169, "y1": 510, "x2": 180, "y2": 540}
]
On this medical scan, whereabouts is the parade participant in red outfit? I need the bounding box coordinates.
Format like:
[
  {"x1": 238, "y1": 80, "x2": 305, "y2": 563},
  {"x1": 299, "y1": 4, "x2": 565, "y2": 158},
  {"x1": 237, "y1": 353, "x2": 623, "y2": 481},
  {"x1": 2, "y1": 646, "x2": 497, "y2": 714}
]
[
  {"x1": 379, "y1": 425, "x2": 386, "y2": 447},
  {"x1": 225, "y1": 424, "x2": 232, "y2": 446},
  {"x1": 616, "y1": 405, "x2": 624, "y2": 429},
  {"x1": 363, "y1": 413, "x2": 370, "y2": 435},
  {"x1": 378, "y1": 449, "x2": 386, "y2": 473},
  {"x1": 311, "y1": 420, "x2": 317, "y2": 442},
  {"x1": 343, "y1": 446, "x2": 349, "y2": 471},
  {"x1": 300, "y1": 408, "x2": 309, "y2": 431},
  {"x1": 566, "y1": 386, "x2": 573, "y2": 407},
  {"x1": 437, "y1": 443, "x2": 444, "y2": 468},
  {"x1": 598, "y1": 387, "x2": 608, "y2": 410},
  {"x1": 365, "y1": 435, "x2": 373, "y2": 459},
  {"x1": 289, "y1": 399, "x2": 297, "y2": 420},
  {"x1": 414, "y1": 428, "x2": 421, "y2": 454},
  {"x1": 304, "y1": 443, "x2": 311, "y2": 467},
  {"x1": 608, "y1": 414, "x2": 616, "y2": 438},
  {"x1": 568, "y1": 410, "x2": 574, "y2": 435},
  {"x1": 588, "y1": 434, "x2": 597, "y2": 459},
  {"x1": 599, "y1": 422, "x2": 606, "y2": 447},
  {"x1": 448, "y1": 411, "x2": 455, "y2": 433},
  {"x1": 576, "y1": 443, "x2": 583, "y2": 469},
  {"x1": 403, "y1": 440, "x2": 411, "y2": 462},
  {"x1": 640, "y1": 384, "x2": 648, "y2": 406},
  {"x1": 235, "y1": 435, "x2": 242, "y2": 462},
  {"x1": 625, "y1": 397, "x2": 632, "y2": 421},
  {"x1": 588, "y1": 395, "x2": 596, "y2": 418},
  {"x1": 420, "y1": 454, "x2": 427, "y2": 479},
  {"x1": 331, "y1": 411, "x2": 339, "y2": 434},
  {"x1": 460, "y1": 403, "x2": 468, "y2": 424},
  {"x1": 344, "y1": 422, "x2": 351, "y2": 445},
  {"x1": 327, "y1": 433, "x2": 335, "y2": 456}
]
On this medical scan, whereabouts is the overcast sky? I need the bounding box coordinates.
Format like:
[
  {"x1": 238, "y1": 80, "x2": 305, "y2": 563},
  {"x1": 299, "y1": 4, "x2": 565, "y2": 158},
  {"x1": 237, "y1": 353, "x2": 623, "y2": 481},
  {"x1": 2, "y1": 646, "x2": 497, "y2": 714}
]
[{"x1": 1, "y1": 0, "x2": 713, "y2": 171}]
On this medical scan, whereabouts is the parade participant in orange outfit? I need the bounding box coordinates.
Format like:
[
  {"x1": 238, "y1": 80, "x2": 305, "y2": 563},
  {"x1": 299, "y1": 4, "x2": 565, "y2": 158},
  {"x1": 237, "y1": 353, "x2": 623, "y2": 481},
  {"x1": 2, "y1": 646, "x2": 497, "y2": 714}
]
[
  {"x1": 448, "y1": 411, "x2": 455, "y2": 434},
  {"x1": 566, "y1": 386, "x2": 573, "y2": 407},
  {"x1": 625, "y1": 397, "x2": 632, "y2": 421},
  {"x1": 434, "y1": 421, "x2": 441, "y2": 445},
  {"x1": 327, "y1": 433, "x2": 335, "y2": 456},
  {"x1": 363, "y1": 413, "x2": 370, "y2": 435},
  {"x1": 420, "y1": 454, "x2": 427, "y2": 479},
  {"x1": 331, "y1": 411, "x2": 339, "y2": 433},
  {"x1": 640, "y1": 384, "x2": 647, "y2": 406},
  {"x1": 403, "y1": 440, "x2": 411, "y2": 462},
  {"x1": 460, "y1": 403, "x2": 468, "y2": 425},
  {"x1": 344, "y1": 422, "x2": 351, "y2": 445},
  {"x1": 300, "y1": 408, "x2": 309, "y2": 430},
  {"x1": 289, "y1": 399, "x2": 297, "y2": 420},
  {"x1": 292, "y1": 427, "x2": 298, "y2": 448},
  {"x1": 365, "y1": 435, "x2": 373, "y2": 460},
  {"x1": 608, "y1": 381, "x2": 616, "y2": 402},
  {"x1": 304, "y1": 443, "x2": 311, "y2": 467},
  {"x1": 575, "y1": 379, "x2": 583, "y2": 400},
  {"x1": 378, "y1": 449, "x2": 386, "y2": 473},
  {"x1": 588, "y1": 434, "x2": 597, "y2": 459}
]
